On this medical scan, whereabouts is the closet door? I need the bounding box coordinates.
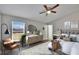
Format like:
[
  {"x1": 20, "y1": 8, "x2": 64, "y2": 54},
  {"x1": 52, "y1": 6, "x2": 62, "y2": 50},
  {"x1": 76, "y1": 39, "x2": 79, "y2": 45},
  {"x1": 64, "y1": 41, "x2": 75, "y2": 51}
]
[
  {"x1": 43, "y1": 25, "x2": 53, "y2": 40},
  {"x1": 48, "y1": 25, "x2": 53, "y2": 40}
]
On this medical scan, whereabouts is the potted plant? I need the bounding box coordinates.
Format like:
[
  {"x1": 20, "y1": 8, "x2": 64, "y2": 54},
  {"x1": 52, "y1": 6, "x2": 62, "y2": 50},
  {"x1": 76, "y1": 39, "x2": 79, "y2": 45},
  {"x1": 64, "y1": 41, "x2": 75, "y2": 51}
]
[{"x1": 20, "y1": 34, "x2": 26, "y2": 47}]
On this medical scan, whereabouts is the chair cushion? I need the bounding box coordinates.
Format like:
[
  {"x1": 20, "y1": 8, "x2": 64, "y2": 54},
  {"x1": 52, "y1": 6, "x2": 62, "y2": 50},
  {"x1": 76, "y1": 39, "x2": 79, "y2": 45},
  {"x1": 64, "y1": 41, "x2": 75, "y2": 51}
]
[
  {"x1": 3, "y1": 37, "x2": 13, "y2": 44},
  {"x1": 3, "y1": 37, "x2": 20, "y2": 50}
]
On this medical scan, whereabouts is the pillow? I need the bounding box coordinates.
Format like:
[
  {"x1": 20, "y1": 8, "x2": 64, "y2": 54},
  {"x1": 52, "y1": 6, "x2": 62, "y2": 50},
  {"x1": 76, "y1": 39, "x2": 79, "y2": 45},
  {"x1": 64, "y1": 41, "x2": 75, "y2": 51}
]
[
  {"x1": 60, "y1": 41, "x2": 74, "y2": 54},
  {"x1": 71, "y1": 43, "x2": 79, "y2": 55},
  {"x1": 48, "y1": 42, "x2": 52, "y2": 49}
]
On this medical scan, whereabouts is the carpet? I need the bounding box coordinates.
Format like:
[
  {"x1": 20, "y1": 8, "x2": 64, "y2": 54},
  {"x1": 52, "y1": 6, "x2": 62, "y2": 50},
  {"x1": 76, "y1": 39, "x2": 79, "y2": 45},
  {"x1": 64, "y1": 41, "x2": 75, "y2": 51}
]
[{"x1": 19, "y1": 42, "x2": 55, "y2": 55}]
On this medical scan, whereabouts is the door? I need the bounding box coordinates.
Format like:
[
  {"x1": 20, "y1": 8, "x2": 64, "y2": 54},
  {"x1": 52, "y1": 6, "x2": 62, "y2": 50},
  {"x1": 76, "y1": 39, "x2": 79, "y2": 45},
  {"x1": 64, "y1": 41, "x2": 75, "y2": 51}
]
[
  {"x1": 48, "y1": 25, "x2": 53, "y2": 40},
  {"x1": 43, "y1": 25, "x2": 53, "y2": 40}
]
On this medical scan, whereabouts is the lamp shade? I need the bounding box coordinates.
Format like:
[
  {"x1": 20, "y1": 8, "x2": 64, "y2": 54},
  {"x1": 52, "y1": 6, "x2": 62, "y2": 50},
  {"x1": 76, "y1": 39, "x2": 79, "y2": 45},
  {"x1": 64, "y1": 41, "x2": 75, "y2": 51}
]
[{"x1": 4, "y1": 29, "x2": 9, "y2": 34}]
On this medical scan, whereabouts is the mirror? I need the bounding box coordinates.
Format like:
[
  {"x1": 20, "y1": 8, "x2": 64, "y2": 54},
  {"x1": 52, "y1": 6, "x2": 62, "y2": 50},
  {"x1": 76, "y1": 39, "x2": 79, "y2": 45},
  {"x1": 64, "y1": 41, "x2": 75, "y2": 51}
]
[{"x1": 28, "y1": 25, "x2": 37, "y2": 34}]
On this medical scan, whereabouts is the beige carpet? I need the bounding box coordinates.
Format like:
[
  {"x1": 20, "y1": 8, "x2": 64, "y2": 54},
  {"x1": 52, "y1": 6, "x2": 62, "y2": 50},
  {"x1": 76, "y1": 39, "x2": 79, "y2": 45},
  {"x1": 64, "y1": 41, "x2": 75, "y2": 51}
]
[{"x1": 19, "y1": 42, "x2": 55, "y2": 55}]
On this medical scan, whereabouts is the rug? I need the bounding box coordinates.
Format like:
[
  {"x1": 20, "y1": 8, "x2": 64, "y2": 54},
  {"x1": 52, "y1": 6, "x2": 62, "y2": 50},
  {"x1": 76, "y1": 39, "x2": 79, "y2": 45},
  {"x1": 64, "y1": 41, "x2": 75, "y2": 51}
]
[{"x1": 19, "y1": 42, "x2": 55, "y2": 55}]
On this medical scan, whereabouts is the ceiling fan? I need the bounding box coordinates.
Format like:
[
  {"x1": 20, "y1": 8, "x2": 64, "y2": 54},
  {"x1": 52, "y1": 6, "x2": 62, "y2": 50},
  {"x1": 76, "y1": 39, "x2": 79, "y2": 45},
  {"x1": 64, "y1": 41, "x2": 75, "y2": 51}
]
[{"x1": 40, "y1": 4, "x2": 59, "y2": 16}]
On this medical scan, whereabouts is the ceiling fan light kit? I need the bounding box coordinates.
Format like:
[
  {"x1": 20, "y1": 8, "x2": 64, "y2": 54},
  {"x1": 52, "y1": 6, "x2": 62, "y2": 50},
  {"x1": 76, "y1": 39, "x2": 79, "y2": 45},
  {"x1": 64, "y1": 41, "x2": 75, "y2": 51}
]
[{"x1": 47, "y1": 11, "x2": 51, "y2": 14}]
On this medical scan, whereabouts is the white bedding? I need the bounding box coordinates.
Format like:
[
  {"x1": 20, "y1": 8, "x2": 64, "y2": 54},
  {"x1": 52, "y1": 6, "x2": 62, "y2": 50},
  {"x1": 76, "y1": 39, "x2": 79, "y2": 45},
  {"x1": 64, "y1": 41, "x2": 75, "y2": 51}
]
[
  {"x1": 26, "y1": 35, "x2": 38, "y2": 40},
  {"x1": 27, "y1": 35, "x2": 38, "y2": 37}
]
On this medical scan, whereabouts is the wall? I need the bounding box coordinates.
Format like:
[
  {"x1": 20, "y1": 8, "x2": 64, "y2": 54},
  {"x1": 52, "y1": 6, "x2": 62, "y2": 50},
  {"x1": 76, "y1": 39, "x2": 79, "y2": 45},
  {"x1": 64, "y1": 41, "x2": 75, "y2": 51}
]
[
  {"x1": 1, "y1": 14, "x2": 12, "y2": 40},
  {"x1": 26, "y1": 20, "x2": 45, "y2": 34},
  {"x1": 49, "y1": 11, "x2": 79, "y2": 34},
  {"x1": 0, "y1": 14, "x2": 45, "y2": 40},
  {"x1": 0, "y1": 15, "x2": 1, "y2": 41}
]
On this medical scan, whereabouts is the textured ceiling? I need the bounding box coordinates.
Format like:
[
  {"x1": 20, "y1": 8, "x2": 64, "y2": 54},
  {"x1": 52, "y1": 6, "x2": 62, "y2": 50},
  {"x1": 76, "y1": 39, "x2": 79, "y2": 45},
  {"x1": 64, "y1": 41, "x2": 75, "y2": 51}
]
[{"x1": 0, "y1": 4, "x2": 79, "y2": 23}]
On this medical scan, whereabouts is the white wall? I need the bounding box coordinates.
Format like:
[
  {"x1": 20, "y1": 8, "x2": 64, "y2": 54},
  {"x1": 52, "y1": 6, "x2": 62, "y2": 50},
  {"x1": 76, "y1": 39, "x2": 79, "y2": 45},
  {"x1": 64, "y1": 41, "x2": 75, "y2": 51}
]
[
  {"x1": 43, "y1": 25, "x2": 48, "y2": 40},
  {"x1": 1, "y1": 14, "x2": 12, "y2": 40},
  {"x1": 0, "y1": 14, "x2": 45, "y2": 40},
  {"x1": 49, "y1": 11, "x2": 79, "y2": 33},
  {"x1": 27, "y1": 20, "x2": 45, "y2": 34},
  {"x1": 0, "y1": 15, "x2": 1, "y2": 40}
]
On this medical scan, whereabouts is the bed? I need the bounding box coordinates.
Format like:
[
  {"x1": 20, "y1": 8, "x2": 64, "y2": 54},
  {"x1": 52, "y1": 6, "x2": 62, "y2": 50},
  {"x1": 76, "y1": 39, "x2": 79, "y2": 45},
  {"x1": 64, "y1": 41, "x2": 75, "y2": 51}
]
[{"x1": 26, "y1": 35, "x2": 43, "y2": 45}]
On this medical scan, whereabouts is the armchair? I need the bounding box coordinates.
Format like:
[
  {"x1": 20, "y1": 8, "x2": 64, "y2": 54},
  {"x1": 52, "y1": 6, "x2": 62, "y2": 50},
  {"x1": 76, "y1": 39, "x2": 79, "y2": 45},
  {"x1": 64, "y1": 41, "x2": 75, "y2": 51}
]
[{"x1": 3, "y1": 37, "x2": 20, "y2": 54}]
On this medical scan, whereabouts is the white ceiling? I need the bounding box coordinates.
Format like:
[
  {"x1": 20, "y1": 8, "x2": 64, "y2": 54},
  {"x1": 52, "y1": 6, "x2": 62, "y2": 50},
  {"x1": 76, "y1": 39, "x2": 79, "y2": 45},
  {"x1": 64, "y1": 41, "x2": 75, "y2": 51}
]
[{"x1": 0, "y1": 4, "x2": 79, "y2": 23}]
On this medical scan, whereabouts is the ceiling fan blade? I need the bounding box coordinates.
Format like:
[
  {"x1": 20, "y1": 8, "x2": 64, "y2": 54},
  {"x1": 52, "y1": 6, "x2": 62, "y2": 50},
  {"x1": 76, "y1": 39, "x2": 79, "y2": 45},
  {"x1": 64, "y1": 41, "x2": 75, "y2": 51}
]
[
  {"x1": 51, "y1": 11, "x2": 56, "y2": 13},
  {"x1": 43, "y1": 5, "x2": 48, "y2": 11},
  {"x1": 40, "y1": 11, "x2": 46, "y2": 14},
  {"x1": 51, "y1": 4, "x2": 59, "y2": 10}
]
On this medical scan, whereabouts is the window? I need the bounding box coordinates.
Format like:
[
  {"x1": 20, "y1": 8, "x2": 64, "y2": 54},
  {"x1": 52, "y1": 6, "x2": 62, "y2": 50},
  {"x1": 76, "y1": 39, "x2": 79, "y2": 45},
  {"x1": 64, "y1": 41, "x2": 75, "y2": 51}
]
[
  {"x1": 64, "y1": 21, "x2": 71, "y2": 29},
  {"x1": 64, "y1": 21, "x2": 78, "y2": 29},
  {"x1": 12, "y1": 21, "x2": 25, "y2": 33},
  {"x1": 12, "y1": 21, "x2": 25, "y2": 41},
  {"x1": 71, "y1": 22, "x2": 78, "y2": 29}
]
